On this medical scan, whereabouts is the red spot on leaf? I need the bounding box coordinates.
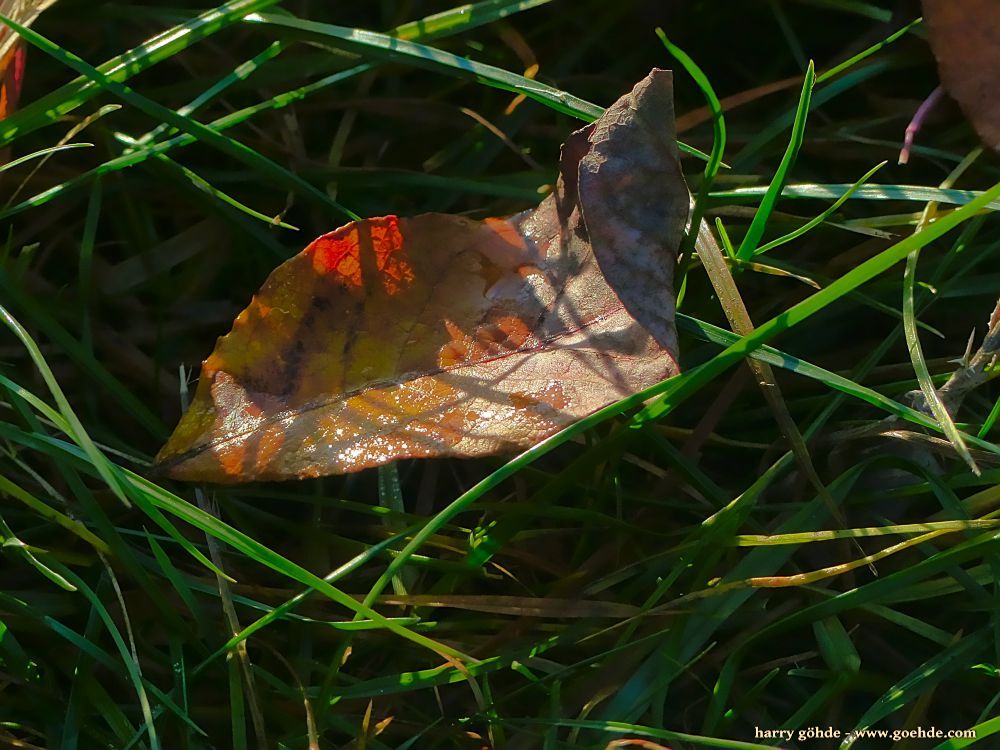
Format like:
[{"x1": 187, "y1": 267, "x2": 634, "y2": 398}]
[
  {"x1": 309, "y1": 228, "x2": 363, "y2": 283},
  {"x1": 308, "y1": 216, "x2": 413, "y2": 295}
]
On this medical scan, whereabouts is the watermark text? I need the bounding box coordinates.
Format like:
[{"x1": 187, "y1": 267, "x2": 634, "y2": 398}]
[{"x1": 754, "y1": 725, "x2": 977, "y2": 743}]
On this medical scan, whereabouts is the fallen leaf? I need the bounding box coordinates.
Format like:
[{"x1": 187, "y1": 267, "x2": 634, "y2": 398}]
[
  {"x1": 156, "y1": 69, "x2": 688, "y2": 483},
  {"x1": 0, "y1": 1, "x2": 58, "y2": 120},
  {"x1": 922, "y1": 0, "x2": 1000, "y2": 152}
]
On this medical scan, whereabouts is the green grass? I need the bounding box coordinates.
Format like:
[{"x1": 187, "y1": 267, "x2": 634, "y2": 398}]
[{"x1": 1, "y1": 1, "x2": 999, "y2": 749}]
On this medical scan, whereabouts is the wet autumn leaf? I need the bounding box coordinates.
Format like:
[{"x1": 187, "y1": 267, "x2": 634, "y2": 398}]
[
  {"x1": 0, "y1": 1, "x2": 58, "y2": 119},
  {"x1": 922, "y1": 0, "x2": 1000, "y2": 152},
  {"x1": 156, "y1": 69, "x2": 689, "y2": 483}
]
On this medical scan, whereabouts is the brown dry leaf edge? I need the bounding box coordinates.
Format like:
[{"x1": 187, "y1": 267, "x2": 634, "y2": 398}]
[{"x1": 923, "y1": 0, "x2": 1000, "y2": 152}]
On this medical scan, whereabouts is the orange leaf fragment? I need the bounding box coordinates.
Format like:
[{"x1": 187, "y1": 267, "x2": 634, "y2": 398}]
[
  {"x1": 156, "y1": 69, "x2": 689, "y2": 482},
  {"x1": 0, "y1": 1, "x2": 59, "y2": 120}
]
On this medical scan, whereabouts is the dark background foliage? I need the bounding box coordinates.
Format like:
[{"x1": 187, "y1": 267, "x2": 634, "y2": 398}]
[{"x1": 1, "y1": 1, "x2": 998, "y2": 748}]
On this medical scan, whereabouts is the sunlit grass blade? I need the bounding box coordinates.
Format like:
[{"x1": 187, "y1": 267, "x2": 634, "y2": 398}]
[
  {"x1": 656, "y1": 28, "x2": 726, "y2": 300},
  {"x1": 675, "y1": 315, "x2": 1000, "y2": 454},
  {"x1": 0, "y1": 302, "x2": 133, "y2": 508},
  {"x1": 735, "y1": 61, "x2": 814, "y2": 260},
  {"x1": 246, "y1": 11, "x2": 713, "y2": 162},
  {"x1": 0, "y1": 142, "x2": 91, "y2": 172},
  {"x1": 0, "y1": 13, "x2": 360, "y2": 222},
  {"x1": 714, "y1": 182, "x2": 1000, "y2": 211},
  {"x1": 392, "y1": 0, "x2": 556, "y2": 42},
  {"x1": 736, "y1": 519, "x2": 1000, "y2": 546},
  {"x1": 902, "y1": 150, "x2": 985, "y2": 475},
  {"x1": 0, "y1": 0, "x2": 284, "y2": 147},
  {"x1": 753, "y1": 161, "x2": 886, "y2": 256},
  {"x1": 250, "y1": 12, "x2": 601, "y2": 118},
  {"x1": 815, "y1": 16, "x2": 921, "y2": 83},
  {"x1": 131, "y1": 40, "x2": 288, "y2": 147},
  {"x1": 0, "y1": 2, "x2": 556, "y2": 222}
]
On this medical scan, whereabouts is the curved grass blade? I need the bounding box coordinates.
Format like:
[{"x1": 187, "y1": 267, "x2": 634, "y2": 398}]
[
  {"x1": 715, "y1": 182, "x2": 1000, "y2": 212},
  {"x1": 0, "y1": 1, "x2": 555, "y2": 221},
  {"x1": 0, "y1": 516, "x2": 75, "y2": 590},
  {"x1": 246, "y1": 11, "x2": 712, "y2": 162},
  {"x1": 904, "y1": 245, "x2": 978, "y2": 473},
  {"x1": 154, "y1": 152, "x2": 298, "y2": 230},
  {"x1": 51, "y1": 565, "x2": 161, "y2": 750},
  {"x1": 0, "y1": 0, "x2": 284, "y2": 147},
  {"x1": 6, "y1": 105, "x2": 120, "y2": 211},
  {"x1": 656, "y1": 28, "x2": 726, "y2": 288},
  {"x1": 0, "y1": 142, "x2": 91, "y2": 172},
  {"x1": 902, "y1": 150, "x2": 985, "y2": 475},
  {"x1": 0, "y1": 368, "x2": 230, "y2": 581},
  {"x1": 0, "y1": 302, "x2": 133, "y2": 508},
  {"x1": 753, "y1": 161, "x2": 886, "y2": 256},
  {"x1": 0, "y1": 415, "x2": 473, "y2": 661},
  {"x1": 131, "y1": 40, "x2": 288, "y2": 147},
  {"x1": 815, "y1": 16, "x2": 921, "y2": 84},
  {"x1": 636, "y1": 179, "x2": 1000, "y2": 424},
  {"x1": 0, "y1": 14, "x2": 358, "y2": 221},
  {"x1": 736, "y1": 61, "x2": 814, "y2": 260}
]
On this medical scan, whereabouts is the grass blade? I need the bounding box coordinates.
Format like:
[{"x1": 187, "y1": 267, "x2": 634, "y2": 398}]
[{"x1": 735, "y1": 61, "x2": 815, "y2": 260}]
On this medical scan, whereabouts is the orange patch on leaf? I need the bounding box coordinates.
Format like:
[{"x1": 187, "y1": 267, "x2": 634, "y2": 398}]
[
  {"x1": 309, "y1": 226, "x2": 363, "y2": 283},
  {"x1": 307, "y1": 216, "x2": 413, "y2": 295}
]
